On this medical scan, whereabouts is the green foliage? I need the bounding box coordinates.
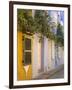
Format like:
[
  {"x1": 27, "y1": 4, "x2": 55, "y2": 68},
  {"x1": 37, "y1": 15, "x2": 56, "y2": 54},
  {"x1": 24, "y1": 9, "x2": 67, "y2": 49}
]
[
  {"x1": 17, "y1": 9, "x2": 35, "y2": 33},
  {"x1": 34, "y1": 10, "x2": 56, "y2": 40},
  {"x1": 55, "y1": 23, "x2": 64, "y2": 46},
  {"x1": 17, "y1": 9, "x2": 64, "y2": 46}
]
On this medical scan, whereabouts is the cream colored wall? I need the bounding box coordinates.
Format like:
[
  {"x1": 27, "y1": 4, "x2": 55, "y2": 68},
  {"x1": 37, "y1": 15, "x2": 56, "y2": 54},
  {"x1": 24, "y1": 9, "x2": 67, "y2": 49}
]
[
  {"x1": 51, "y1": 40, "x2": 55, "y2": 69},
  {"x1": 58, "y1": 47, "x2": 64, "y2": 65},
  {"x1": 48, "y1": 39, "x2": 52, "y2": 70},
  {"x1": 61, "y1": 48, "x2": 64, "y2": 64},
  {"x1": 44, "y1": 37, "x2": 49, "y2": 72},
  {"x1": 47, "y1": 39, "x2": 56, "y2": 70},
  {"x1": 32, "y1": 34, "x2": 39, "y2": 78},
  {"x1": 38, "y1": 40, "x2": 41, "y2": 71},
  {"x1": 32, "y1": 34, "x2": 64, "y2": 78}
]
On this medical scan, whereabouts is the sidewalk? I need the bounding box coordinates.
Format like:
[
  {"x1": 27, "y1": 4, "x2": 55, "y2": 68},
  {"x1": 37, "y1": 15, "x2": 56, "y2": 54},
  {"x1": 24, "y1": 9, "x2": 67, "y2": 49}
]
[{"x1": 33, "y1": 64, "x2": 64, "y2": 79}]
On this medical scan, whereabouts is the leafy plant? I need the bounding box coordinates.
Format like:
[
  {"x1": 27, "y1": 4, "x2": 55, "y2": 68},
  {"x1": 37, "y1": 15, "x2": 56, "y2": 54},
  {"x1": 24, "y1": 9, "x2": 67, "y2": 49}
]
[
  {"x1": 55, "y1": 23, "x2": 64, "y2": 46},
  {"x1": 17, "y1": 9, "x2": 64, "y2": 46}
]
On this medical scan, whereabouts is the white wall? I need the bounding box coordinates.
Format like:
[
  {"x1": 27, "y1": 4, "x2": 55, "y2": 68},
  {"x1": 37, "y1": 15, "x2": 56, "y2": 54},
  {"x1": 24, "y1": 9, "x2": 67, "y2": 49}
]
[
  {"x1": 44, "y1": 36, "x2": 49, "y2": 72},
  {"x1": 0, "y1": 0, "x2": 72, "y2": 90},
  {"x1": 51, "y1": 40, "x2": 55, "y2": 69},
  {"x1": 59, "y1": 47, "x2": 64, "y2": 65},
  {"x1": 32, "y1": 34, "x2": 39, "y2": 78}
]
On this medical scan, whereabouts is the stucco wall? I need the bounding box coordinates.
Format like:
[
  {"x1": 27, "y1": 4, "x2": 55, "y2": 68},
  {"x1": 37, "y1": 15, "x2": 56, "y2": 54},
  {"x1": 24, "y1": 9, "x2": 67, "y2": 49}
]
[
  {"x1": 17, "y1": 31, "x2": 26, "y2": 80},
  {"x1": 17, "y1": 31, "x2": 32, "y2": 80},
  {"x1": 17, "y1": 32, "x2": 64, "y2": 79},
  {"x1": 48, "y1": 39, "x2": 52, "y2": 70},
  {"x1": 58, "y1": 47, "x2": 64, "y2": 65},
  {"x1": 51, "y1": 40, "x2": 55, "y2": 69},
  {"x1": 44, "y1": 37, "x2": 49, "y2": 72},
  {"x1": 32, "y1": 34, "x2": 39, "y2": 78}
]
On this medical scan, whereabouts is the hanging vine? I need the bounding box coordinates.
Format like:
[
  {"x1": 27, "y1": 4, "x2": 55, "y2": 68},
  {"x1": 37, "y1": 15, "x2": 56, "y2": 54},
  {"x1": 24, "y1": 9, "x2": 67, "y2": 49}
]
[{"x1": 17, "y1": 9, "x2": 64, "y2": 47}]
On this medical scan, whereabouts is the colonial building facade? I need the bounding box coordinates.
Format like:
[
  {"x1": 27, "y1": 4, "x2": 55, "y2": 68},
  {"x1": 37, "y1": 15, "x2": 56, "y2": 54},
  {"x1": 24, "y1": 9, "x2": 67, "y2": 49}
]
[{"x1": 17, "y1": 10, "x2": 64, "y2": 80}]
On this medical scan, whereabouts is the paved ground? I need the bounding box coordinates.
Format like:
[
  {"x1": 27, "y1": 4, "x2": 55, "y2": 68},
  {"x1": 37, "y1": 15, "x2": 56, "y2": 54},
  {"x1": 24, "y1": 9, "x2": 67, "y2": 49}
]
[
  {"x1": 33, "y1": 65, "x2": 64, "y2": 80},
  {"x1": 46, "y1": 68, "x2": 64, "y2": 79}
]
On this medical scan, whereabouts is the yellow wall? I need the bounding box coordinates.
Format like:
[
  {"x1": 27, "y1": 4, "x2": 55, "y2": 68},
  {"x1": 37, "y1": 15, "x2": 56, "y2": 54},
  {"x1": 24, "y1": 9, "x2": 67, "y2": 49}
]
[
  {"x1": 17, "y1": 31, "x2": 32, "y2": 80},
  {"x1": 26, "y1": 65, "x2": 32, "y2": 80}
]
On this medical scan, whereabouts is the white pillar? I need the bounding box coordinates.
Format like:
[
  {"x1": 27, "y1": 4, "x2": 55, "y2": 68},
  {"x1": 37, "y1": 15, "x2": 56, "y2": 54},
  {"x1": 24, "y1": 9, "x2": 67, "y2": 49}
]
[
  {"x1": 51, "y1": 40, "x2": 55, "y2": 69},
  {"x1": 44, "y1": 37, "x2": 49, "y2": 72},
  {"x1": 48, "y1": 39, "x2": 52, "y2": 70},
  {"x1": 32, "y1": 34, "x2": 39, "y2": 78}
]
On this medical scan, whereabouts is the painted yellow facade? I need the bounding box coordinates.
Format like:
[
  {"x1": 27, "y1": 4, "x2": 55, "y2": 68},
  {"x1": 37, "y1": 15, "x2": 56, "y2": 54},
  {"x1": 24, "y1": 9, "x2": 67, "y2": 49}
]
[
  {"x1": 17, "y1": 31, "x2": 32, "y2": 80},
  {"x1": 17, "y1": 10, "x2": 33, "y2": 80},
  {"x1": 17, "y1": 31, "x2": 64, "y2": 80}
]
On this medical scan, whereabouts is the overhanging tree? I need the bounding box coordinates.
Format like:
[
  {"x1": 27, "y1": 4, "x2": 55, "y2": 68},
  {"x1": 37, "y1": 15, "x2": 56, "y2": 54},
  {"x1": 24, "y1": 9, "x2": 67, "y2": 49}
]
[{"x1": 17, "y1": 9, "x2": 64, "y2": 47}]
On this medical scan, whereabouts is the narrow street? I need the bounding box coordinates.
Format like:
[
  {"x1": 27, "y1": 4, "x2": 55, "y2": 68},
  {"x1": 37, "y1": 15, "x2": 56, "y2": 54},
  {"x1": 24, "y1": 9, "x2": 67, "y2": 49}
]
[
  {"x1": 33, "y1": 65, "x2": 64, "y2": 80},
  {"x1": 47, "y1": 68, "x2": 64, "y2": 79}
]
